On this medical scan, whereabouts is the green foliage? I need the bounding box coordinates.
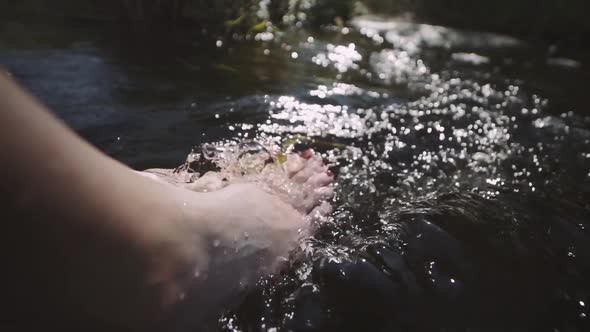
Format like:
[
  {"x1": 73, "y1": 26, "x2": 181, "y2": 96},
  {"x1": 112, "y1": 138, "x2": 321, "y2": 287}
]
[
  {"x1": 249, "y1": 20, "x2": 269, "y2": 33},
  {"x1": 0, "y1": 0, "x2": 358, "y2": 31},
  {"x1": 2, "y1": 0, "x2": 587, "y2": 41}
]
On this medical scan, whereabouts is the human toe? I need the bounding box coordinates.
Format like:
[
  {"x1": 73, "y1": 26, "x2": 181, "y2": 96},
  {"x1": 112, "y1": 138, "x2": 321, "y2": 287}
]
[
  {"x1": 284, "y1": 153, "x2": 306, "y2": 177},
  {"x1": 292, "y1": 154, "x2": 326, "y2": 183},
  {"x1": 306, "y1": 172, "x2": 333, "y2": 188}
]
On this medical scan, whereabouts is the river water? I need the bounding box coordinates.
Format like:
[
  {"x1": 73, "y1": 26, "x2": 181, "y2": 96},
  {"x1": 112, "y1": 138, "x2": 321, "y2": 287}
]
[{"x1": 1, "y1": 15, "x2": 590, "y2": 331}]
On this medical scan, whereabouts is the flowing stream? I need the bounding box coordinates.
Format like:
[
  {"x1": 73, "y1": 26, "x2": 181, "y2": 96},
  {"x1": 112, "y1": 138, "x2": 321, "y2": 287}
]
[{"x1": 1, "y1": 12, "x2": 589, "y2": 331}]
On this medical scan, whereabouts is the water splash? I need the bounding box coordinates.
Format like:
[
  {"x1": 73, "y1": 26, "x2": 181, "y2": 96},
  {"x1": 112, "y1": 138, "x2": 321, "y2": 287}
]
[{"x1": 179, "y1": 15, "x2": 590, "y2": 331}]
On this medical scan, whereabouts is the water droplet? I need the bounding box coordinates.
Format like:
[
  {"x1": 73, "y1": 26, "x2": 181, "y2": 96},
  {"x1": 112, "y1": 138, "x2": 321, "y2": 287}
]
[
  {"x1": 202, "y1": 144, "x2": 220, "y2": 160},
  {"x1": 216, "y1": 40, "x2": 223, "y2": 47},
  {"x1": 291, "y1": 52, "x2": 299, "y2": 59}
]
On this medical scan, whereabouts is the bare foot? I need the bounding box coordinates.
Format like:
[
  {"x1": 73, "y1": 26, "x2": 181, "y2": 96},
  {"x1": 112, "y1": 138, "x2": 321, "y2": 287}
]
[
  {"x1": 141, "y1": 149, "x2": 334, "y2": 221},
  {"x1": 188, "y1": 149, "x2": 335, "y2": 249},
  {"x1": 138, "y1": 150, "x2": 334, "y2": 311}
]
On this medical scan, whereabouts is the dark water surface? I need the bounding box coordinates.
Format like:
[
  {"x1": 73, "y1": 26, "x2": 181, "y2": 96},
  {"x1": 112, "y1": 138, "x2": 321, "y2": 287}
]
[{"x1": 2, "y1": 17, "x2": 590, "y2": 331}]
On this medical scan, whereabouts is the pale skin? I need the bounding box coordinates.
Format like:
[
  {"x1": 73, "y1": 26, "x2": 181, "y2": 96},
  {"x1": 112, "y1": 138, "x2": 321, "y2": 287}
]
[{"x1": 0, "y1": 71, "x2": 333, "y2": 329}]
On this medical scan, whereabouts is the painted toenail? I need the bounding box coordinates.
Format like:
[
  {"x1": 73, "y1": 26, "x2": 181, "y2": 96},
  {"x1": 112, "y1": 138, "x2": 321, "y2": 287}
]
[
  {"x1": 301, "y1": 149, "x2": 313, "y2": 159},
  {"x1": 327, "y1": 170, "x2": 333, "y2": 177}
]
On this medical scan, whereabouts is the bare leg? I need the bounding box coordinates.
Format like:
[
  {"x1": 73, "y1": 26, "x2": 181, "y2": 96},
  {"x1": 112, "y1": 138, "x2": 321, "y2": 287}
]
[{"x1": 0, "y1": 72, "x2": 333, "y2": 329}]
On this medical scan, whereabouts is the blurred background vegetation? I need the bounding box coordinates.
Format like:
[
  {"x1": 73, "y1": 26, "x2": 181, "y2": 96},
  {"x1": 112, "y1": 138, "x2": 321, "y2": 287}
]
[
  {"x1": 0, "y1": 0, "x2": 588, "y2": 46},
  {"x1": 364, "y1": 0, "x2": 589, "y2": 46}
]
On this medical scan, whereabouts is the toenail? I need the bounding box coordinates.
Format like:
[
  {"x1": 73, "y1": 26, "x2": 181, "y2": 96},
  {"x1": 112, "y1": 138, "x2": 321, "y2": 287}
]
[
  {"x1": 301, "y1": 149, "x2": 313, "y2": 159},
  {"x1": 327, "y1": 170, "x2": 333, "y2": 177}
]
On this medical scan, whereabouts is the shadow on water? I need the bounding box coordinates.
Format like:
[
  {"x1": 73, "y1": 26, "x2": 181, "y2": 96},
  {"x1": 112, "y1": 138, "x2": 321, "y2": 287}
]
[{"x1": 1, "y1": 11, "x2": 590, "y2": 331}]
